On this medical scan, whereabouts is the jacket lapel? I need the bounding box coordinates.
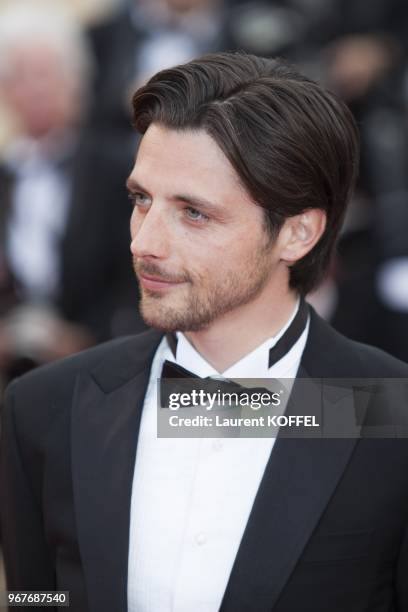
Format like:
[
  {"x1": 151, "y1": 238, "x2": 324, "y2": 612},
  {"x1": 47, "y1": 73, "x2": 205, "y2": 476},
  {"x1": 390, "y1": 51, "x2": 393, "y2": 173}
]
[
  {"x1": 71, "y1": 331, "x2": 162, "y2": 612},
  {"x1": 220, "y1": 307, "x2": 361, "y2": 611}
]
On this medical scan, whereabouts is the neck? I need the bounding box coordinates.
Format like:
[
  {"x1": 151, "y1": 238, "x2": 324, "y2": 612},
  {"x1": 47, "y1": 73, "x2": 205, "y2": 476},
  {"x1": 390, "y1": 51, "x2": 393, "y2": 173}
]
[{"x1": 185, "y1": 286, "x2": 299, "y2": 373}]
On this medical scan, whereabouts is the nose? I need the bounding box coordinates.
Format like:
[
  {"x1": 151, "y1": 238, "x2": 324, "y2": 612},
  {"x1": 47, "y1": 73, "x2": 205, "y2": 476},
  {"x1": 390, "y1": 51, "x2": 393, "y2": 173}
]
[{"x1": 130, "y1": 201, "x2": 169, "y2": 260}]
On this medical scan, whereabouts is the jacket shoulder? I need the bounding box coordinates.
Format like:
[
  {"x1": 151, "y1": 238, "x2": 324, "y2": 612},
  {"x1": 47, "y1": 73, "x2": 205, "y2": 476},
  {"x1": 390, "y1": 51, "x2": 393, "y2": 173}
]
[
  {"x1": 347, "y1": 338, "x2": 408, "y2": 377},
  {"x1": 306, "y1": 308, "x2": 408, "y2": 378},
  {"x1": 7, "y1": 329, "x2": 163, "y2": 403}
]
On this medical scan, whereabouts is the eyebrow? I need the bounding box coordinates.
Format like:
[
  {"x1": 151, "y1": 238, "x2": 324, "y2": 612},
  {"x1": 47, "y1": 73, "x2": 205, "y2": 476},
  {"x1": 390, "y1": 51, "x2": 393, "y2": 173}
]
[
  {"x1": 126, "y1": 177, "x2": 222, "y2": 215},
  {"x1": 126, "y1": 178, "x2": 148, "y2": 193}
]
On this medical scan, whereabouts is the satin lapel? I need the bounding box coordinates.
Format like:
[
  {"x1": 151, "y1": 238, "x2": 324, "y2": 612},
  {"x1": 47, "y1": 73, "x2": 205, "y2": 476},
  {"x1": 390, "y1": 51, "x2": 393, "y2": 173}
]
[
  {"x1": 220, "y1": 308, "x2": 361, "y2": 612},
  {"x1": 71, "y1": 332, "x2": 162, "y2": 612}
]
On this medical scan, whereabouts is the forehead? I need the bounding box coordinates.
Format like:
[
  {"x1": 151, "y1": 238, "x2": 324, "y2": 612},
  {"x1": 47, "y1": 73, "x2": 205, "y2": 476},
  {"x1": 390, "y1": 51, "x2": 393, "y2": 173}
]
[{"x1": 132, "y1": 123, "x2": 251, "y2": 204}]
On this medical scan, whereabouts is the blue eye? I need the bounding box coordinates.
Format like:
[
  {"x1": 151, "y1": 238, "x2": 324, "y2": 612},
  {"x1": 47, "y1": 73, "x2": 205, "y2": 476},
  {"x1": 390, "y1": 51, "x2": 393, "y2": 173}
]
[
  {"x1": 185, "y1": 207, "x2": 209, "y2": 222},
  {"x1": 128, "y1": 192, "x2": 151, "y2": 208}
]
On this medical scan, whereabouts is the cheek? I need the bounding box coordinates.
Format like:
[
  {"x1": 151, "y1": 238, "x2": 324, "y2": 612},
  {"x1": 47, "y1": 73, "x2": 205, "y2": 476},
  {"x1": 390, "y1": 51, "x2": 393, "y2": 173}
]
[
  {"x1": 191, "y1": 241, "x2": 238, "y2": 283},
  {"x1": 129, "y1": 209, "x2": 140, "y2": 237},
  {"x1": 189, "y1": 225, "x2": 252, "y2": 274}
]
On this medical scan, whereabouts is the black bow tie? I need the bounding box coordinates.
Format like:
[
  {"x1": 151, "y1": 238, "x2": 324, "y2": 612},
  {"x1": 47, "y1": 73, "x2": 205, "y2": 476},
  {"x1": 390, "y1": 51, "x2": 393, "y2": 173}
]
[{"x1": 160, "y1": 360, "x2": 278, "y2": 410}]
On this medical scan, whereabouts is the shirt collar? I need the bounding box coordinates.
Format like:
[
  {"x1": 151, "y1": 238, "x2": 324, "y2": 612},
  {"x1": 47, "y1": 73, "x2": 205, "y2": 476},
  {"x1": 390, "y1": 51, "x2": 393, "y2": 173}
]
[{"x1": 168, "y1": 299, "x2": 309, "y2": 379}]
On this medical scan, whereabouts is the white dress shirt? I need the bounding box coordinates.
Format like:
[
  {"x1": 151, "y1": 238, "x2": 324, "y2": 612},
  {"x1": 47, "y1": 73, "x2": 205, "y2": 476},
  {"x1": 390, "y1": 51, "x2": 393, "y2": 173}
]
[
  {"x1": 128, "y1": 302, "x2": 309, "y2": 612},
  {"x1": 5, "y1": 138, "x2": 71, "y2": 300}
]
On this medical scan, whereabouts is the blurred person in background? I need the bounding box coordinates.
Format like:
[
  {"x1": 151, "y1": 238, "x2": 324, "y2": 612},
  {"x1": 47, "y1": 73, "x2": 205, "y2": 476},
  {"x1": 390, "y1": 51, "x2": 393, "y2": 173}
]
[
  {"x1": 0, "y1": 3, "x2": 145, "y2": 391},
  {"x1": 86, "y1": 0, "x2": 234, "y2": 139},
  {"x1": 319, "y1": 0, "x2": 408, "y2": 362}
]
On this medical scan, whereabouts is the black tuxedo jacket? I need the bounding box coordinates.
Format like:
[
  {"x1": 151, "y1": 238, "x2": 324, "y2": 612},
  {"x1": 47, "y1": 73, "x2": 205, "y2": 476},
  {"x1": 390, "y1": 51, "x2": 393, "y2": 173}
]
[{"x1": 1, "y1": 309, "x2": 408, "y2": 612}]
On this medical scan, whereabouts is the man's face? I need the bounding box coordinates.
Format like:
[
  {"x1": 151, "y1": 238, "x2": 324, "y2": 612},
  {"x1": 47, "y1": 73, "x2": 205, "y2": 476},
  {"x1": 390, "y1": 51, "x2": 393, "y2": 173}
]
[{"x1": 128, "y1": 124, "x2": 281, "y2": 332}]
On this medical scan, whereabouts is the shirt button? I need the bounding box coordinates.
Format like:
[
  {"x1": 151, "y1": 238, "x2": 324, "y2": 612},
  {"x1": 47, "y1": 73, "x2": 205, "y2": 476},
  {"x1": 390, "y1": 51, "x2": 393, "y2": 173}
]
[
  {"x1": 195, "y1": 532, "x2": 207, "y2": 546},
  {"x1": 212, "y1": 439, "x2": 223, "y2": 451}
]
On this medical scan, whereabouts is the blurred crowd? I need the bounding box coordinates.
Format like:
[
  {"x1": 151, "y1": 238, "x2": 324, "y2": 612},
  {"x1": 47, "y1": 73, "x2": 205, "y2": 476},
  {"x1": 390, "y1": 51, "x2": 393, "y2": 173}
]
[{"x1": 1, "y1": 0, "x2": 408, "y2": 397}]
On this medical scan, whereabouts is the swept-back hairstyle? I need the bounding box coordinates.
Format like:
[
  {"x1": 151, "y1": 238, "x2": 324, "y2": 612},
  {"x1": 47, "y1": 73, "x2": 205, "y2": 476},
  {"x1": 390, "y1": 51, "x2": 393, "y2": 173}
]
[{"x1": 132, "y1": 52, "x2": 360, "y2": 294}]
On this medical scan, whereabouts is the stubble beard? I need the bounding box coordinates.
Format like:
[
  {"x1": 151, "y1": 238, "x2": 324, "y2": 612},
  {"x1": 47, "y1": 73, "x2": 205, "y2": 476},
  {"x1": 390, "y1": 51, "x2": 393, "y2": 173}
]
[{"x1": 134, "y1": 237, "x2": 275, "y2": 332}]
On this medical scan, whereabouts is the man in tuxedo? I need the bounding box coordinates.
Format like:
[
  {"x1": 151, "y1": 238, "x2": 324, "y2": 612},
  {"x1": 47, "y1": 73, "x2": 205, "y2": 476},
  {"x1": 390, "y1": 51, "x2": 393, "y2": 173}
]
[{"x1": 1, "y1": 52, "x2": 408, "y2": 612}]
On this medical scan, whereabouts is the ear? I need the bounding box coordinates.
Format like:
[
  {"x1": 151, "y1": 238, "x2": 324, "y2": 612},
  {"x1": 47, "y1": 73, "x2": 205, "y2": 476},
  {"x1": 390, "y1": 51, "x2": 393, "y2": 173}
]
[{"x1": 278, "y1": 209, "x2": 327, "y2": 264}]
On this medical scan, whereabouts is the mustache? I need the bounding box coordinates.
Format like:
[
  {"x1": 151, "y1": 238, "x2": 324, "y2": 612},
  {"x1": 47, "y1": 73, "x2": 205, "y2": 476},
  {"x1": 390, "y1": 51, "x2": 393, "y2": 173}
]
[{"x1": 133, "y1": 259, "x2": 191, "y2": 284}]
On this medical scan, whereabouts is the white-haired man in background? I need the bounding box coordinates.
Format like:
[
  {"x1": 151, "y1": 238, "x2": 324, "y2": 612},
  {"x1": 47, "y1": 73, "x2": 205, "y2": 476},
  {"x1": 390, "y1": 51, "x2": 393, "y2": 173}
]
[
  {"x1": 0, "y1": 4, "x2": 93, "y2": 377},
  {"x1": 0, "y1": 3, "x2": 145, "y2": 390}
]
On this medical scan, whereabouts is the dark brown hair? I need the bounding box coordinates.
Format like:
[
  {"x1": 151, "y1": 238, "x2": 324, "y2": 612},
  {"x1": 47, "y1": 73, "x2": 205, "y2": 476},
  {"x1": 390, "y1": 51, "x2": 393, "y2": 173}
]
[{"x1": 132, "y1": 52, "x2": 360, "y2": 294}]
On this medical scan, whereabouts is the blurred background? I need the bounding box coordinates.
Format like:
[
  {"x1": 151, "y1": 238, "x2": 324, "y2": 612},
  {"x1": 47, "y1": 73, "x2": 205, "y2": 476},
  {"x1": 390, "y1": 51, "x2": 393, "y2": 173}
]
[
  {"x1": 0, "y1": 1, "x2": 407, "y2": 413},
  {"x1": 0, "y1": 0, "x2": 408, "y2": 391},
  {"x1": 1, "y1": 0, "x2": 408, "y2": 589}
]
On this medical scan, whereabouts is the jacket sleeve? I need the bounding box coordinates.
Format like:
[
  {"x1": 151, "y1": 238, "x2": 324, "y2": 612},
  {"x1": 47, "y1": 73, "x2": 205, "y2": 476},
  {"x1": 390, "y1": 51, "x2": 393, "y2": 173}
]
[{"x1": 0, "y1": 380, "x2": 56, "y2": 591}]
